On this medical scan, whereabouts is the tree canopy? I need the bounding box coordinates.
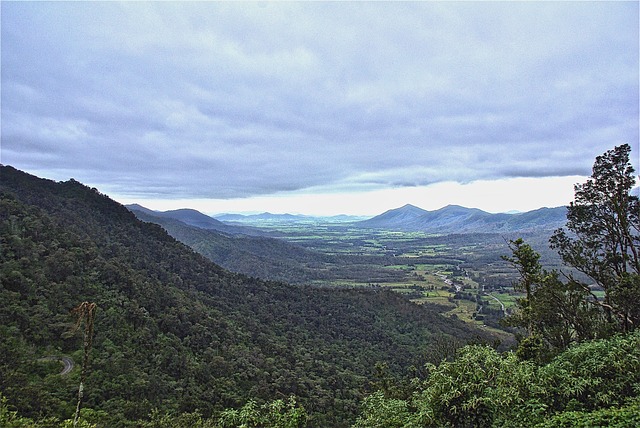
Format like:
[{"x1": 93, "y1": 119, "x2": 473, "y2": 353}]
[
  {"x1": 550, "y1": 143, "x2": 640, "y2": 331},
  {"x1": 503, "y1": 144, "x2": 639, "y2": 355}
]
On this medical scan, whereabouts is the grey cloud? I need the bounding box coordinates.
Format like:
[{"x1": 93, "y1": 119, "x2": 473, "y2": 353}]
[{"x1": 1, "y1": 1, "x2": 637, "y2": 199}]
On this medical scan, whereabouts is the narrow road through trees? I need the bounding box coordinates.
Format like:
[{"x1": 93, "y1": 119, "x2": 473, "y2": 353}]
[{"x1": 38, "y1": 356, "x2": 75, "y2": 375}]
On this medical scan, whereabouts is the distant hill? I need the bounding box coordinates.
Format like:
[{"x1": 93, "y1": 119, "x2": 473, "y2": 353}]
[
  {"x1": 216, "y1": 212, "x2": 308, "y2": 222},
  {"x1": 214, "y1": 212, "x2": 368, "y2": 224},
  {"x1": 126, "y1": 204, "x2": 228, "y2": 228},
  {"x1": 355, "y1": 203, "x2": 429, "y2": 228},
  {"x1": 1, "y1": 165, "x2": 498, "y2": 426},
  {"x1": 357, "y1": 204, "x2": 567, "y2": 233},
  {"x1": 126, "y1": 204, "x2": 267, "y2": 236}
]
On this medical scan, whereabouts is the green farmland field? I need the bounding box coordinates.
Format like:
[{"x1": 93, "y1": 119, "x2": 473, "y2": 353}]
[{"x1": 211, "y1": 220, "x2": 560, "y2": 333}]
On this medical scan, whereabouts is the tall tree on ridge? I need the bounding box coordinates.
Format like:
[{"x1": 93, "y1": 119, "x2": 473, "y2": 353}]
[{"x1": 550, "y1": 143, "x2": 640, "y2": 332}]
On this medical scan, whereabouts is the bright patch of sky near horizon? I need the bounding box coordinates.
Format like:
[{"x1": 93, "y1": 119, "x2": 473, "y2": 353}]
[
  {"x1": 119, "y1": 176, "x2": 587, "y2": 217},
  {"x1": 1, "y1": 2, "x2": 638, "y2": 216}
]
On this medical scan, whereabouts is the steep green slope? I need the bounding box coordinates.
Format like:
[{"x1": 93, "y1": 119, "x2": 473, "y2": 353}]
[{"x1": 0, "y1": 166, "x2": 497, "y2": 427}]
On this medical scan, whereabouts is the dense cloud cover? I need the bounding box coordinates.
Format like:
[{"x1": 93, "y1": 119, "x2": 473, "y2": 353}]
[{"x1": 1, "y1": 2, "x2": 638, "y2": 208}]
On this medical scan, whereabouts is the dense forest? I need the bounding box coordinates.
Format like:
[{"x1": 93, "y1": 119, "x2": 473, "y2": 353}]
[
  {"x1": 1, "y1": 144, "x2": 639, "y2": 427},
  {"x1": 0, "y1": 165, "x2": 497, "y2": 427}
]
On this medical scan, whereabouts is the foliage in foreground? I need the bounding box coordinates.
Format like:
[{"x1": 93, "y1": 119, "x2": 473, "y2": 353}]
[
  {"x1": 536, "y1": 400, "x2": 640, "y2": 428},
  {"x1": 0, "y1": 394, "x2": 307, "y2": 428},
  {"x1": 499, "y1": 144, "x2": 639, "y2": 365},
  {"x1": 353, "y1": 330, "x2": 640, "y2": 427},
  {"x1": 5, "y1": 332, "x2": 637, "y2": 427}
]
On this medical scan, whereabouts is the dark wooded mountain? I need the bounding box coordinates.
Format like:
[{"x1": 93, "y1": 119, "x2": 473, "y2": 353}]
[
  {"x1": 0, "y1": 165, "x2": 497, "y2": 427},
  {"x1": 357, "y1": 204, "x2": 567, "y2": 233}
]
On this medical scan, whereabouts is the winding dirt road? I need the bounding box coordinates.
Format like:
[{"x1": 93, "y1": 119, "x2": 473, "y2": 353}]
[{"x1": 487, "y1": 293, "x2": 507, "y2": 316}]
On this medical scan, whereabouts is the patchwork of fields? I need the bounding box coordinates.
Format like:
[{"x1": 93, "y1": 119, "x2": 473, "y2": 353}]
[{"x1": 221, "y1": 219, "x2": 553, "y2": 334}]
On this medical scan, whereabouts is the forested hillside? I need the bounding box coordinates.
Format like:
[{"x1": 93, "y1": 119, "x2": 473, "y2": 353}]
[{"x1": 0, "y1": 165, "x2": 497, "y2": 427}]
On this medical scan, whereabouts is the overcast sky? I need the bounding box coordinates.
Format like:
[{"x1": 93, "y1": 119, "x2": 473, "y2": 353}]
[{"x1": 2, "y1": 1, "x2": 638, "y2": 216}]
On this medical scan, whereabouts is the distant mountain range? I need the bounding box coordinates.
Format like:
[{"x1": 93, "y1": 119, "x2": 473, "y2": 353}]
[
  {"x1": 128, "y1": 203, "x2": 567, "y2": 235},
  {"x1": 128, "y1": 205, "x2": 367, "y2": 226},
  {"x1": 214, "y1": 212, "x2": 368, "y2": 223},
  {"x1": 356, "y1": 204, "x2": 567, "y2": 233}
]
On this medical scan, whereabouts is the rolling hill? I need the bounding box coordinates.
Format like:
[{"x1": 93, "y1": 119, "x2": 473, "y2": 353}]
[{"x1": 126, "y1": 204, "x2": 229, "y2": 229}]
